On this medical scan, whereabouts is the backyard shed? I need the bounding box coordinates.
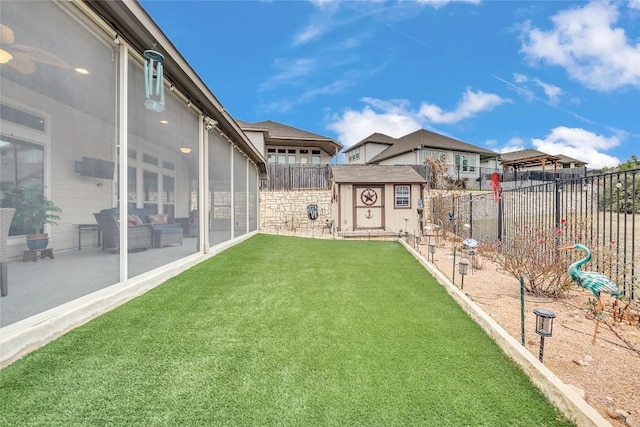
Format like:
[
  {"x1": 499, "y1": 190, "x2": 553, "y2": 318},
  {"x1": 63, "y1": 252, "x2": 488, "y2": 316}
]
[{"x1": 330, "y1": 166, "x2": 426, "y2": 236}]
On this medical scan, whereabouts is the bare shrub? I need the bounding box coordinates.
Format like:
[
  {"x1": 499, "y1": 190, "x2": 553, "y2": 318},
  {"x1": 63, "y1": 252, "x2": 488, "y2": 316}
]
[
  {"x1": 485, "y1": 215, "x2": 633, "y2": 299},
  {"x1": 484, "y1": 218, "x2": 578, "y2": 297},
  {"x1": 424, "y1": 158, "x2": 449, "y2": 190}
]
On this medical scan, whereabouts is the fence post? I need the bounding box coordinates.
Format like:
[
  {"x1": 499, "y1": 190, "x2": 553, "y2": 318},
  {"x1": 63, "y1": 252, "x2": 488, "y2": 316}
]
[
  {"x1": 497, "y1": 189, "x2": 503, "y2": 242},
  {"x1": 469, "y1": 193, "x2": 473, "y2": 239},
  {"x1": 555, "y1": 178, "x2": 562, "y2": 229}
]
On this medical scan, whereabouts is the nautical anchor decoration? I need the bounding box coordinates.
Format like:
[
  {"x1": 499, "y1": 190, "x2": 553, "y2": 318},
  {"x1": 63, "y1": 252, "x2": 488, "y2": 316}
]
[
  {"x1": 365, "y1": 209, "x2": 373, "y2": 219},
  {"x1": 144, "y1": 49, "x2": 165, "y2": 112}
]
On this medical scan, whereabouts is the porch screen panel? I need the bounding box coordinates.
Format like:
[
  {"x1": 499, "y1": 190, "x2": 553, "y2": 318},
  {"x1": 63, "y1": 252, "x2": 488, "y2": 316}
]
[
  {"x1": 233, "y1": 150, "x2": 248, "y2": 237},
  {"x1": 248, "y1": 165, "x2": 258, "y2": 232},
  {"x1": 209, "y1": 133, "x2": 232, "y2": 246},
  {"x1": 0, "y1": 1, "x2": 118, "y2": 326},
  {"x1": 127, "y1": 57, "x2": 199, "y2": 279}
]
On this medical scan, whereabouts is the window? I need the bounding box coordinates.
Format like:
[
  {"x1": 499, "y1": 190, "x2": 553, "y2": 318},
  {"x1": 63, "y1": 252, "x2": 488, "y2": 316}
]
[
  {"x1": 0, "y1": 136, "x2": 45, "y2": 236},
  {"x1": 162, "y1": 160, "x2": 175, "y2": 171},
  {"x1": 395, "y1": 185, "x2": 410, "y2": 208},
  {"x1": 422, "y1": 150, "x2": 446, "y2": 163},
  {"x1": 288, "y1": 149, "x2": 296, "y2": 163},
  {"x1": 454, "y1": 153, "x2": 471, "y2": 172},
  {"x1": 299, "y1": 149, "x2": 309, "y2": 164},
  {"x1": 163, "y1": 175, "x2": 175, "y2": 217},
  {"x1": 311, "y1": 150, "x2": 321, "y2": 164},
  {"x1": 143, "y1": 170, "x2": 158, "y2": 214},
  {"x1": 143, "y1": 153, "x2": 158, "y2": 166},
  {"x1": 0, "y1": 104, "x2": 46, "y2": 132},
  {"x1": 267, "y1": 148, "x2": 276, "y2": 163},
  {"x1": 127, "y1": 166, "x2": 137, "y2": 210}
]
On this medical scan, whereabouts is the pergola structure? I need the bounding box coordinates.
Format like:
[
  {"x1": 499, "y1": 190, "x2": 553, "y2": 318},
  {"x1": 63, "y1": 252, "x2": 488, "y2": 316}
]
[{"x1": 500, "y1": 151, "x2": 561, "y2": 173}]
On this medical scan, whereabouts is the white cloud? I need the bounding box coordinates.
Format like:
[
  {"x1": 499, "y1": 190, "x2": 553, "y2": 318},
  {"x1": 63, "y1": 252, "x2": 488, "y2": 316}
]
[
  {"x1": 533, "y1": 78, "x2": 563, "y2": 105},
  {"x1": 265, "y1": 79, "x2": 350, "y2": 113},
  {"x1": 327, "y1": 99, "x2": 422, "y2": 147},
  {"x1": 531, "y1": 126, "x2": 621, "y2": 169},
  {"x1": 418, "y1": 89, "x2": 511, "y2": 124},
  {"x1": 259, "y1": 58, "x2": 316, "y2": 91},
  {"x1": 327, "y1": 89, "x2": 508, "y2": 147},
  {"x1": 416, "y1": 0, "x2": 481, "y2": 7},
  {"x1": 510, "y1": 73, "x2": 564, "y2": 105},
  {"x1": 513, "y1": 73, "x2": 529, "y2": 83},
  {"x1": 630, "y1": 0, "x2": 640, "y2": 10},
  {"x1": 498, "y1": 138, "x2": 526, "y2": 153},
  {"x1": 292, "y1": 0, "x2": 342, "y2": 46},
  {"x1": 520, "y1": 1, "x2": 640, "y2": 91}
]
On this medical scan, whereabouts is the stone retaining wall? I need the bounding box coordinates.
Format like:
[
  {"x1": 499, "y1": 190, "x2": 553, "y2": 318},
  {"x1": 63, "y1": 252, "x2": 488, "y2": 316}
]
[{"x1": 260, "y1": 190, "x2": 331, "y2": 232}]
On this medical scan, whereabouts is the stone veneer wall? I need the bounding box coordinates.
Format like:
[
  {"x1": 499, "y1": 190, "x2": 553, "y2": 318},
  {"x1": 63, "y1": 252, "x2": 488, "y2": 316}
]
[{"x1": 260, "y1": 190, "x2": 331, "y2": 231}]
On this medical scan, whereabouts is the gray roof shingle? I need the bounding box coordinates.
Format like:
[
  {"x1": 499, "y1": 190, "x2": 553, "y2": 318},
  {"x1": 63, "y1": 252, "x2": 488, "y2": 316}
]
[
  {"x1": 331, "y1": 165, "x2": 426, "y2": 183},
  {"x1": 365, "y1": 129, "x2": 499, "y2": 163},
  {"x1": 239, "y1": 120, "x2": 341, "y2": 145}
]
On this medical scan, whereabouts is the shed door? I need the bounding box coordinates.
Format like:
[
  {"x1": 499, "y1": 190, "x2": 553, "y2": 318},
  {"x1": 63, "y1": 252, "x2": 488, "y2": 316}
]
[{"x1": 354, "y1": 186, "x2": 384, "y2": 229}]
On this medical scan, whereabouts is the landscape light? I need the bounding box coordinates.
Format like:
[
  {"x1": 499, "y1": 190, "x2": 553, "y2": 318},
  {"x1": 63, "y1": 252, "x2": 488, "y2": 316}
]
[
  {"x1": 533, "y1": 308, "x2": 556, "y2": 362},
  {"x1": 458, "y1": 260, "x2": 469, "y2": 289}
]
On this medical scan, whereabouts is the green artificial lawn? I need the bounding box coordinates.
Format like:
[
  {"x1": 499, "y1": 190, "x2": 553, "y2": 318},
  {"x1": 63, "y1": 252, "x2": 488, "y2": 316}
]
[{"x1": 0, "y1": 235, "x2": 572, "y2": 426}]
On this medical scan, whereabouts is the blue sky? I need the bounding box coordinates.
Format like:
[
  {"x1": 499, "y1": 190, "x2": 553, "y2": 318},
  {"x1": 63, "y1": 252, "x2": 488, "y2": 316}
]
[{"x1": 140, "y1": 0, "x2": 640, "y2": 169}]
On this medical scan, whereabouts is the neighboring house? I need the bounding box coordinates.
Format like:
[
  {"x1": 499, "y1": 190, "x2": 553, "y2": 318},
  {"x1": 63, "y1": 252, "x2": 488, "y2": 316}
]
[
  {"x1": 237, "y1": 120, "x2": 342, "y2": 165},
  {"x1": 330, "y1": 165, "x2": 426, "y2": 235},
  {"x1": 343, "y1": 129, "x2": 501, "y2": 187},
  {"x1": 500, "y1": 149, "x2": 587, "y2": 172}
]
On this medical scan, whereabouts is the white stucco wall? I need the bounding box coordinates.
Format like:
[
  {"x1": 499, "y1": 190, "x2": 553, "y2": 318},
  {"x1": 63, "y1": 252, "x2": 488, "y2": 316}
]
[
  {"x1": 378, "y1": 151, "x2": 418, "y2": 165},
  {"x1": 244, "y1": 130, "x2": 265, "y2": 156}
]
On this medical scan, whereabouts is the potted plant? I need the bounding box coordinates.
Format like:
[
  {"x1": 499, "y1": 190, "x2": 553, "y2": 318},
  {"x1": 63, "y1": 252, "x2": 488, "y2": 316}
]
[{"x1": 1, "y1": 184, "x2": 62, "y2": 250}]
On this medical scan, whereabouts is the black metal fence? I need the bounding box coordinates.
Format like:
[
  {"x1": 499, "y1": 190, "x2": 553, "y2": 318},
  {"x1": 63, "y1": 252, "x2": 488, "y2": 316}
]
[
  {"x1": 475, "y1": 166, "x2": 587, "y2": 191},
  {"x1": 430, "y1": 168, "x2": 639, "y2": 299}
]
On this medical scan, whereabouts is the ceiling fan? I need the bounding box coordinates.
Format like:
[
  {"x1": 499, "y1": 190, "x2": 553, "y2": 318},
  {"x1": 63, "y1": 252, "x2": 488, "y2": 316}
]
[{"x1": 0, "y1": 24, "x2": 69, "y2": 74}]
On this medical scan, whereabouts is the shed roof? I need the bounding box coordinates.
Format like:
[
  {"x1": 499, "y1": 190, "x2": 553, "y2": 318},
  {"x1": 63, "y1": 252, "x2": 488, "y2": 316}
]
[{"x1": 331, "y1": 165, "x2": 426, "y2": 184}]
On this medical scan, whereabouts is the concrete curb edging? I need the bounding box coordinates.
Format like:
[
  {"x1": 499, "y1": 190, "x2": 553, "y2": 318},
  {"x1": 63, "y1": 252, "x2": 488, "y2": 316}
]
[{"x1": 400, "y1": 240, "x2": 612, "y2": 427}]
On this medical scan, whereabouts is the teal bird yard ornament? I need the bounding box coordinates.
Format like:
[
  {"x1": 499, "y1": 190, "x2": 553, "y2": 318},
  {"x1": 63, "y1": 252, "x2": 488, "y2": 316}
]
[{"x1": 560, "y1": 243, "x2": 620, "y2": 344}]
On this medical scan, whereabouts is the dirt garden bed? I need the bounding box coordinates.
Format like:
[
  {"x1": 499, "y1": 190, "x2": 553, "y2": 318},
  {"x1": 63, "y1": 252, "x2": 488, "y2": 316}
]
[{"x1": 420, "y1": 242, "x2": 639, "y2": 427}]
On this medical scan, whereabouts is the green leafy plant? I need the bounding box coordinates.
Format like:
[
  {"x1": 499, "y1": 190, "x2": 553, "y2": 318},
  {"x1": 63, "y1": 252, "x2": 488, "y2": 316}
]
[{"x1": 1, "y1": 184, "x2": 62, "y2": 235}]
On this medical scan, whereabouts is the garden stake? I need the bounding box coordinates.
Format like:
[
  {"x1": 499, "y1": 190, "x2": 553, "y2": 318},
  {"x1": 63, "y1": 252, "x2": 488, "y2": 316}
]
[
  {"x1": 520, "y1": 277, "x2": 525, "y2": 346},
  {"x1": 452, "y1": 246, "x2": 456, "y2": 286}
]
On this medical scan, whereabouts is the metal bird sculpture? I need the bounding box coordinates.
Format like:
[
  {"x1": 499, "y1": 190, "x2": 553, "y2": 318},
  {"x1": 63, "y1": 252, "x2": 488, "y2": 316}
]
[{"x1": 560, "y1": 243, "x2": 620, "y2": 344}]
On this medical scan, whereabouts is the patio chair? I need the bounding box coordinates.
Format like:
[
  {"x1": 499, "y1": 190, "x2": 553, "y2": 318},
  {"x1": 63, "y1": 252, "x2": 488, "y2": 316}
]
[
  {"x1": 93, "y1": 213, "x2": 153, "y2": 252},
  {"x1": 1, "y1": 208, "x2": 16, "y2": 296}
]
